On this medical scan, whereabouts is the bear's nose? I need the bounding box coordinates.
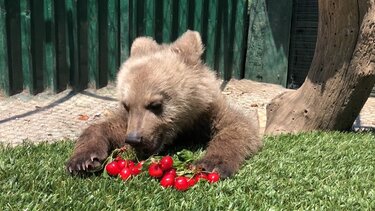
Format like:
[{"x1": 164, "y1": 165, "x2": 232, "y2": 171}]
[{"x1": 125, "y1": 132, "x2": 142, "y2": 144}]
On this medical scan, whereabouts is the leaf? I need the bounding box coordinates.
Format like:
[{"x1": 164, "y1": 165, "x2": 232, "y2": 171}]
[{"x1": 176, "y1": 149, "x2": 195, "y2": 162}]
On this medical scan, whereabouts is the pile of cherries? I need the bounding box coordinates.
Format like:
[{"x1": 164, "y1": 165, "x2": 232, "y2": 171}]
[
  {"x1": 104, "y1": 155, "x2": 220, "y2": 191},
  {"x1": 105, "y1": 157, "x2": 143, "y2": 180}
]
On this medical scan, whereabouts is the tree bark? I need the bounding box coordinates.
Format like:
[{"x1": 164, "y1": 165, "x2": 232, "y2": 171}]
[{"x1": 265, "y1": 0, "x2": 375, "y2": 135}]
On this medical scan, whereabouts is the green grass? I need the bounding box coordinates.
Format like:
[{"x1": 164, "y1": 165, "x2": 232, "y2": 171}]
[{"x1": 1, "y1": 132, "x2": 375, "y2": 210}]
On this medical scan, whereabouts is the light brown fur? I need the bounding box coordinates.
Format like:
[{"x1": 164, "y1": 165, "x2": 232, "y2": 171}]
[{"x1": 66, "y1": 31, "x2": 262, "y2": 178}]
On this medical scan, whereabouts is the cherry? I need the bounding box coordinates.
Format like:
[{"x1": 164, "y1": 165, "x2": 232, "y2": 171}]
[
  {"x1": 174, "y1": 176, "x2": 190, "y2": 191},
  {"x1": 207, "y1": 172, "x2": 220, "y2": 183},
  {"x1": 127, "y1": 160, "x2": 135, "y2": 168},
  {"x1": 159, "y1": 156, "x2": 173, "y2": 171},
  {"x1": 160, "y1": 174, "x2": 175, "y2": 188},
  {"x1": 137, "y1": 161, "x2": 145, "y2": 168},
  {"x1": 119, "y1": 167, "x2": 132, "y2": 180},
  {"x1": 105, "y1": 161, "x2": 121, "y2": 176},
  {"x1": 117, "y1": 159, "x2": 128, "y2": 170},
  {"x1": 115, "y1": 156, "x2": 123, "y2": 161},
  {"x1": 187, "y1": 177, "x2": 197, "y2": 187},
  {"x1": 163, "y1": 168, "x2": 177, "y2": 177},
  {"x1": 130, "y1": 164, "x2": 142, "y2": 175},
  {"x1": 148, "y1": 163, "x2": 164, "y2": 178},
  {"x1": 194, "y1": 172, "x2": 208, "y2": 182}
]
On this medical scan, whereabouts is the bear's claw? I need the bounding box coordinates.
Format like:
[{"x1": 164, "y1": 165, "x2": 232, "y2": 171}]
[{"x1": 66, "y1": 151, "x2": 106, "y2": 175}]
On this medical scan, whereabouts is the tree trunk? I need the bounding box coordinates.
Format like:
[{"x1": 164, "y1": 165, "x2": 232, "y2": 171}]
[{"x1": 265, "y1": 0, "x2": 375, "y2": 135}]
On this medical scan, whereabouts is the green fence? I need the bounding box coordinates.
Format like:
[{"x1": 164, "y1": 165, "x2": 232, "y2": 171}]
[
  {"x1": 0, "y1": 0, "x2": 295, "y2": 96},
  {"x1": 246, "y1": 0, "x2": 293, "y2": 86}
]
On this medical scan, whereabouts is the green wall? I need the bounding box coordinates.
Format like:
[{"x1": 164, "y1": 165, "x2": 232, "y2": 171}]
[{"x1": 245, "y1": 0, "x2": 293, "y2": 86}]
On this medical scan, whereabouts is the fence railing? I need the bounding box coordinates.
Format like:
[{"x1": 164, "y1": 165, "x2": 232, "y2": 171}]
[{"x1": 1, "y1": 0, "x2": 254, "y2": 95}]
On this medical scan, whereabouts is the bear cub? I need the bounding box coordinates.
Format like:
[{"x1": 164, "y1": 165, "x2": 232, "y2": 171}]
[{"x1": 66, "y1": 30, "x2": 262, "y2": 178}]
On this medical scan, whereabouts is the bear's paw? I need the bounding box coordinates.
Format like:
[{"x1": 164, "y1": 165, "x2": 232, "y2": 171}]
[
  {"x1": 66, "y1": 148, "x2": 108, "y2": 176},
  {"x1": 194, "y1": 155, "x2": 237, "y2": 179}
]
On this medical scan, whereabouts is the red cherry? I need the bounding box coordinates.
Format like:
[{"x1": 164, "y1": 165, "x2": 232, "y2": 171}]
[
  {"x1": 115, "y1": 156, "x2": 123, "y2": 161},
  {"x1": 137, "y1": 161, "x2": 145, "y2": 168},
  {"x1": 127, "y1": 161, "x2": 135, "y2": 168},
  {"x1": 131, "y1": 165, "x2": 142, "y2": 175},
  {"x1": 174, "y1": 176, "x2": 190, "y2": 191},
  {"x1": 105, "y1": 161, "x2": 121, "y2": 176},
  {"x1": 117, "y1": 159, "x2": 128, "y2": 170},
  {"x1": 148, "y1": 163, "x2": 164, "y2": 178},
  {"x1": 119, "y1": 167, "x2": 132, "y2": 180},
  {"x1": 160, "y1": 174, "x2": 175, "y2": 188},
  {"x1": 187, "y1": 177, "x2": 197, "y2": 187},
  {"x1": 163, "y1": 168, "x2": 177, "y2": 177},
  {"x1": 194, "y1": 172, "x2": 208, "y2": 182},
  {"x1": 207, "y1": 172, "x2": 220, "y2": 183},
  {"x1": 159, "y1": 156, "x2": 173, "y2": 171}
]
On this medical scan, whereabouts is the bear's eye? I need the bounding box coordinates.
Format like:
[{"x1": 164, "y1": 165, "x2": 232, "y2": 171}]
[
  {"x1": 123, "y1": 103, "x2": 130, "y2": 112},
  {"x1": 146, "y1": 101, "x2": 162, "y2": 114}
]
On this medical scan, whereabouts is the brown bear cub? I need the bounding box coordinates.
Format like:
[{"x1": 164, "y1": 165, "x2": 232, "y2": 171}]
[{"x1": 66, "y1": 30, "x2": 262, "y2": 178}]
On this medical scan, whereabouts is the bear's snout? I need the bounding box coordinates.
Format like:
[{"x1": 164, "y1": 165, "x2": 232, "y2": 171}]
[{"x1": 125, "y1": 132, "x2": 142, "y2": 144}]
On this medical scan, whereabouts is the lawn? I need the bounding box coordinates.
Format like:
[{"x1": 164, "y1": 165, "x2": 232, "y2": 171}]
[{"x1": 1, "y1": 132, "x2": 375, "y2": 210}]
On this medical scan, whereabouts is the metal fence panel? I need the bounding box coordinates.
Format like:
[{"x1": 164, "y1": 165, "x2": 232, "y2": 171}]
[
  {"x1": 287, "y1": 0, "x2": 318, "y2": 88},
  {"x1": 0, "y1": 0, "x2": 265, "y2": 96},
  {"x1": 0, "y1": 0, "x2": 9, "y2": 95},
  {"x1": 245, "y1": 0, "x2": 293, "y2": 87}
]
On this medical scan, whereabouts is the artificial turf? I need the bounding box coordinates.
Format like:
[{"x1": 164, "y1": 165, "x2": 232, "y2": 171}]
[{"x1": 1, "y1": 132, "x2": 375, "y2": 210}]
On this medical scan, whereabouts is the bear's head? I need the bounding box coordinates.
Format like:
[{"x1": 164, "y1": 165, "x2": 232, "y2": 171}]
[{"x1": 116, "y1": 30, "x2": 221, "y2": 157}]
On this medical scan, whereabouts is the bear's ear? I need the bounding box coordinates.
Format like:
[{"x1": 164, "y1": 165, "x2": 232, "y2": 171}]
[
  {"x1": 130, "y1": 37, "x2": 161, "y2": 57},
  {"x1": 170, "y1": 30, "x2": 204, "y2": 65}
]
